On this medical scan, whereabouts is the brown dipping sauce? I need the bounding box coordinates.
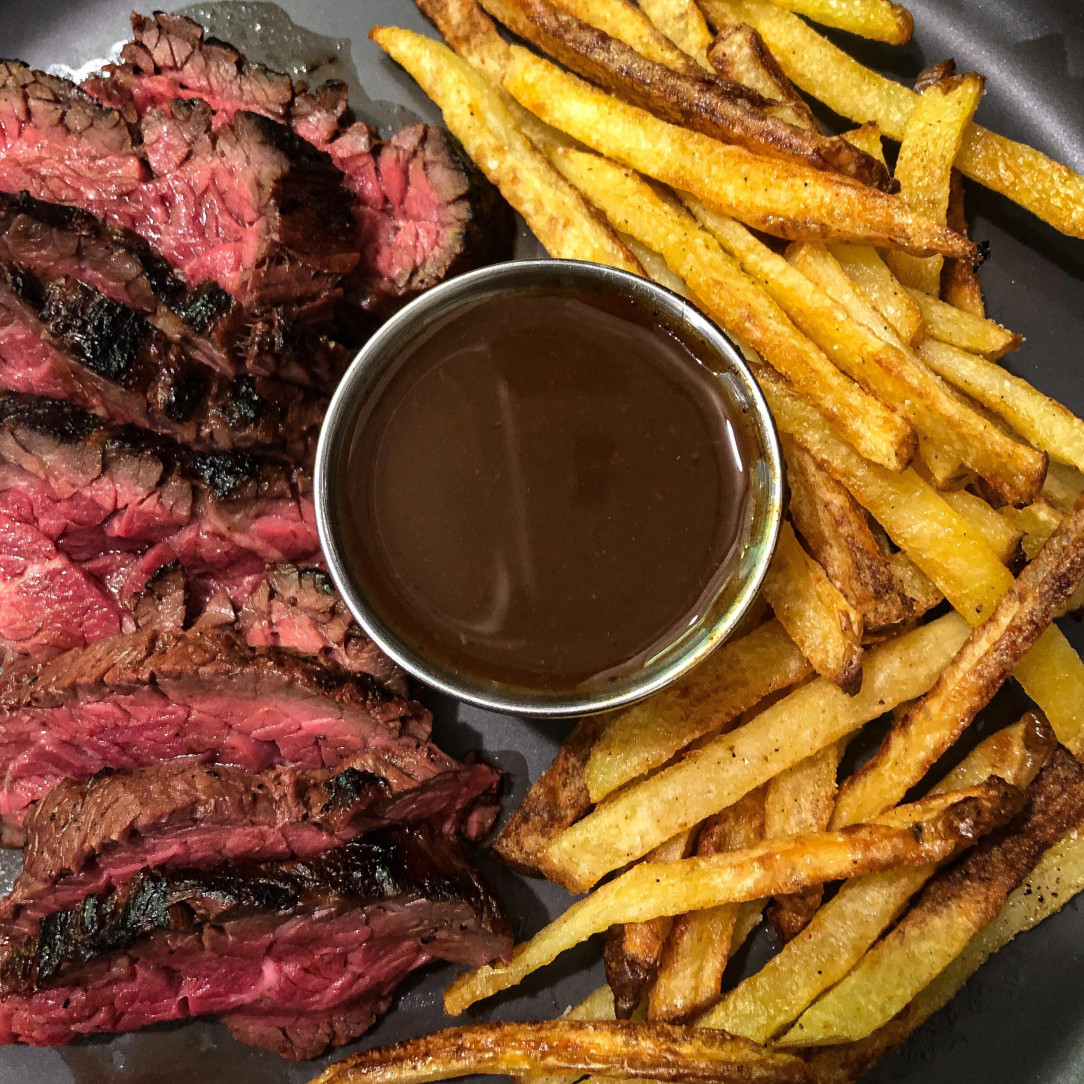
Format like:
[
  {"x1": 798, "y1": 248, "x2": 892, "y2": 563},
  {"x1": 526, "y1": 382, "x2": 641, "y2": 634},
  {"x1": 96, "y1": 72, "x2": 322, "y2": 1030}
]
[{"x1": 339, "y1": 285, "x2": 753, "y2": 693}]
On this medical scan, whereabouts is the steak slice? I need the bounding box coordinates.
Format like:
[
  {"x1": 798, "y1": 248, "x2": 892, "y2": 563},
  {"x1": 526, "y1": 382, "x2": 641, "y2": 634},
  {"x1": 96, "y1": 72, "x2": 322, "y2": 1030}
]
[
  {"x1": 0, "y1": 262, "x2": 325, "y2": 455},
  {"x1": 0, "y1": 626, "x2": 434, "y2": 832},
  {"x1": 0, "y1": 825, "x2": 512, "y2": 1059},
  {"x1": 0, "y1": 190, "x2": 350, "y2": 389},
  {"x1": 0, "y1": 60, "x2": 358, "y2": 307},
  {"x1": 84, "y1": 11, "x2": 515, "y2": 329},
  {"x1": 2, "y1": 753, "x2": 500, "y2": 933}
]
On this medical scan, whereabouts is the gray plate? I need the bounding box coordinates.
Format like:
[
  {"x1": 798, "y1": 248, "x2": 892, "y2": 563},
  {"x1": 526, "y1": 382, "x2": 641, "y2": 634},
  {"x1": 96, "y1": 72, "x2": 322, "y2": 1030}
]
[{"x1": 0, "y1": 0, "x2": 1081, "y2": 1081}]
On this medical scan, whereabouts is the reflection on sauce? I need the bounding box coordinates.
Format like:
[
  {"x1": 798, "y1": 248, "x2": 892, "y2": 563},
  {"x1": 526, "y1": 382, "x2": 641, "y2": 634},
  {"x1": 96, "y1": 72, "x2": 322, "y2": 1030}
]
[{"x1": 340, "y1": 286, "x2": 752, "y2": 692}]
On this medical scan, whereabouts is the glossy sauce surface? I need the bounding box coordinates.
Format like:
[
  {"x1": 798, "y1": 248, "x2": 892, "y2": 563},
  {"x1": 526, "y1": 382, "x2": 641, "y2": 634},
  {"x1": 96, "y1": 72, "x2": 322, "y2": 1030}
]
[{"x1": 339, "y1": 287, "x2": 752, "y2": 692}]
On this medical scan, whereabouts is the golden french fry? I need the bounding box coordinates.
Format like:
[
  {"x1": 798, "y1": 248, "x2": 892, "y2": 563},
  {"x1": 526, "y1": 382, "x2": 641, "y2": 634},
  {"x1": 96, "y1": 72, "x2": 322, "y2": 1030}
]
[
  {"x1": 886, "y1": 550, "x2": 944, "y2": 617},
  {"x1": 445, "y1": 782, "x2": 1020, "y2": 1014},
  {"x1": 620, "y1": 234, "x2": 689, "y2": 295},
  {"x1": 785, "y1": 748, "x2": 1084, "y2": 1046},
  {"x1": 370, "y1": 28, "x2": 644, "y2": 273},
  {"x1": 919, "y1": 338, "x2": 1084, "y2": 474},
  {"x1": 550, "y1": 0, "x2": 702, "y2": 71},
  {"x1": 702, "y1": 712, "x2": 1055, "y2": 1044},
  {"x1": 545, "y1": 614, "x2": 969, "y2": 891},
  {"x1": 829, "y1": 244, "x2": 925, "y2": 344},
  {"x1": 905, "y1": 286, "x2": 1020, "y2": 357},
  {"x1": 886, "y1": 73, "x2": 985, "y2": 295},
  {"x1": 549, "y1": 149, "x2": 914, "y2": 468},
  {"x1": 515, "y1": 988, "x2": 617, "y2": 1084},
  {"x1": 586, "y1": 619, "x2": 810, "y2": 803},
  {"x1": 503, "y1": 48, "x2": 976, "y2": 257},
  {"x1": 637, "y1": 0, "x2": 715, "y2": 66},
  {"x1": 762, "y1": 370, "x2": 1084, "y2": 748},
  {"x1": 939, "y1": 488, "x2": 1022, "y2": 566},
  {"x1": 1043, "y1": 461, "x2": 1084, "y2": 513},
  {"x1": 766, "y1": 0, "x2": 912, "y2": 45},
  {"x1": 763, "y1": 522, "x2": 864, "y2": 691},
  {"x1": 699, "y1": 0, "x2": 1084, "y2": 239},
  {"x1": 311, "y1": 1020, "x2": 812, "y2": 1084},
  {"x1": 941, "y1": 169, "x2": 986, "y2": 317}
]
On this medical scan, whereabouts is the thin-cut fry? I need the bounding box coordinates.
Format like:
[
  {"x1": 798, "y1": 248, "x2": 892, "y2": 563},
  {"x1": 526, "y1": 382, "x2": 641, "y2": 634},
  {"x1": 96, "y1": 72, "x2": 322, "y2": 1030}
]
[
  {"x1": 369, "y1": 28, "x2": 643, "y2": 272},
  {"x1": 766, "y1": 0, "x2": 912, "y2": 45},
  {"x1": 905, "y1": 286, "x2": 1020, "y2": 357},
  {"x1": 503, "y1": 49, "x2": 977, "y2": 257},
  {"x1": 886, "y1": 73, "x2": 985, "y2": 295},
  {"x1": 919, "y1": 338, "x2": 1084, "y2": 474},
  {"x1": 699, "y1": 0, "x2": 1084, "y2": 239},
  {"x1": 939, "y1": 488, "x2": 1022, "y2": 566},
  {"x1": 621, "y1": 233, "x2": 689, "y2": 295},
  {"x1": 763, "y1": 522, "x2": 864, "y2": 691},
  {"x1": 550, "y1": 149, "x2": 914, "y2": 468},
  {"x1": 585, "y1": 619, "x2": 810, "y2": 802},
  {"x1": 702, "y1": 713, "x2": 1054, "y2": 1043},
  {"x1": 785, "y1": 748, "x2": 1084, "y2": 1046},
  {"x1": 493, "y1": 714, "x2": 607, "y2": 879},
  {"x1": 311, "y1": 1021, "x2": 812, "y2": 1084},
  {"x1": 784, "y1": 437, "x2": 911, "y2": 630},
  {"x1": 707, "y1": 23, "x2": 818, "y2": 130},
  {"x1": 637, "y1": 0, "x2": 714, "y2": 66},
  {"x1": 828, "y1": 245, "x2": 925, "y2": 344},
  {"x1": 764, "y1": 744, "x2": 841, "y2": 942},
  {"x1": 762, "y1": 371, "x2": 1084, "y2": 747},
  {"x1": 649, "y1": 791, "x2": 766, "y2": 1022},
  {"x1": 546, "y1": 614, "x2": 969, "y2": 891},
  {"x1": 941, "y1": 169, "x2": 986, "y2": 316},
  {"x1": 445, "y1": 782, "x2": 1021, "y2": 1014}
]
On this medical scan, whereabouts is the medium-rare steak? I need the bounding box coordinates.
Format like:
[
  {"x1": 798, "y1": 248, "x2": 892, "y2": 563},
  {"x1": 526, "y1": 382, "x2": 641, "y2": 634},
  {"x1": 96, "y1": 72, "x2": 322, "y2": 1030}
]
[
  {"x1": 0, "y1": 60, "x2": 358, "y2": 307},
  {"x1": 84, "y1": 11, "x2": 515, "y2": 329},
  {"x1": 0, "y1": 625, "x2": 436, "y2": 833},
  {"x1": 0, "y1": 825, "x2": 512, "y2": 1059},
  {"x1": 2, "y1": 753, "x2": 500, "y2": 933},
  {"x1": 0, "y1": 190, "x2": 350, "y2": 390},
  {"x1": 0, "y1": 263, "x2": 325, "y2": 454}
]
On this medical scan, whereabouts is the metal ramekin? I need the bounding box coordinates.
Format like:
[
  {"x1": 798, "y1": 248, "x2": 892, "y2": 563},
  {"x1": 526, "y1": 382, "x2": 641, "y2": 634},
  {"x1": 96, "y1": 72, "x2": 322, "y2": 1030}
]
[{"x1": 315, "y1": 259, "x2": 783, "y2": 718}]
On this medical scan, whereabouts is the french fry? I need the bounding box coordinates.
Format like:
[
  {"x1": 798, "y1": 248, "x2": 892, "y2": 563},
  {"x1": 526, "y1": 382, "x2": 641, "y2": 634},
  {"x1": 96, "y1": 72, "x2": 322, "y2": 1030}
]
[
  {"x1": 803, "y1": 821, "x2": 1084, "y2": 1082},
  {"x1": 828, "y1": 244, "x2": 925, "y2": 344},
  {"x1": 636, "y1": 0, "x2": 715, "y2": 66},
  {"x1": 707, "y1": 23, "x2": 818, "y2": 130},
  {"x1": 765, "y1": 0, "x2": 913, "y2": 45},
  {"x1": 649, "y1": 790, "x2": 766, "y2": 1022},
  {"x1": 698, "y1": 0, "x2": 1084, "y2": 239},
  {"x1": 784, "y1": 437, "x2": 911, "y2": 630},
  {"x1": 763, "y1": 522, "x2": 864, "y2": 691},
  {"x1": 702, "y1": 712, "x2": 1055, "y2": 1044},
  {"x1": 938, "y1": 488, "x2": 1022, "y2": 566},
  {"x1": 492, "y1": 714, "x2": 608, "y2": 878},
  {"x1": 778, "y1": 240, "x2": 1046, "y2": 505},
  {"x1": 444, "y1": 781, "x2": 1021, "y2": 1013},
  {"x1": 369, "y1": 28, "x2": 644, "y2": 273},
  {"x1": 918, "y1": 338, "x2": 1084, "y2": 474},
  {"x1": 585, "y1": 619, "x2": 810, "y2": 803},
  {"x1": 764, "y1": 743, "x2": 841, "y2": 942},
  {"x1": 311, "y1": 1020, "x2": 813, "y2": 1084},
  {"x1": 545, "y1": 614, "x2": 970, "y2": 891},
  {"x1": 841, "y1": 124, "x2": 886, "y2": 163},
  {"x1": 886, "y1": 549, "x2": 943, "y2": 617},
  {"x1": 832, "y1": 491, "x2": 1084, "y2": 829},
  {"x1": 1043, "y1": 460, "x2": 1084, "y2": 513},
  {"x1": 784, "y1": 747, "x2": 1084, "y2": 1046},
  {"x1": 503, "y1": 49, "x2": 977, "y2": 257},
  {"x1": 886, "y1": 73, "x2": 986, "y2": 295},
  {"x1": 761, "y1": 370, "x2": 1084, "y2": 748},
  {"x1": 905, "y1": 286, "x2": 1020, "y2": 357},
  {"x1": 620, "y1": 234, "x2": 690, "y2": 295},
  {"x1": 481, "y1": 0, "x2": 892, "y2": 187},
  {"x1": 915, "y1": 434, "x2": 968, "y2": 491},
  {"x1": 941, "y1": 169, "x2": 986, "y2": 317},
  {"x1": 1004, "y1": 502, "x2": 1084, "y2": 614},
  {"x1": 516, "y1": 987, "x2": 617, "y2": 1084},
  {"x1": 549, "y1": 149, "x2": 915, "y2": 468}
]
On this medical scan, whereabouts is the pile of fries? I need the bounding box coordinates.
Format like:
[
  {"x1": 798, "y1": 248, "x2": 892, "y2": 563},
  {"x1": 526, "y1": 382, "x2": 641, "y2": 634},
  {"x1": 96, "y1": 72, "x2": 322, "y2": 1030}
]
[{"x1": 318, "y1": 1, "x2": 1084, "y2": 1081}]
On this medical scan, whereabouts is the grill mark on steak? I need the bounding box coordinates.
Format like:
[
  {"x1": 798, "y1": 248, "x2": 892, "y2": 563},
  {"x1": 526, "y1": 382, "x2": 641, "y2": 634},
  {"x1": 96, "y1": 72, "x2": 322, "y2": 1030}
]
[
  {"x1": 2, "y1": 754, "x2": 500, "y2": 933},
  {"x1": 0, "y1": 59, "x2": 358, "y2": 308},
  {"x1": 0, "y1": 190, "x2": 350, "y2": 390},
  {"x1": 0, "y1": 264, "x2": 326, "y2": 455},
  {"x1": 0, "y1": 825, "x2": 512, "y2": 1058},
  {"x1": 0, "y1": 625, "x2": 437, "y2": 830}
]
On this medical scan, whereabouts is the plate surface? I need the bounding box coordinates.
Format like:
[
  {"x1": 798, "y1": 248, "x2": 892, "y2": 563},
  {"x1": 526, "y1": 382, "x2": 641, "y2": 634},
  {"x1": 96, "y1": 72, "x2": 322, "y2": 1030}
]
[{"x1": 0, "y1": 0, "x2": 1081, "y2": 1081}]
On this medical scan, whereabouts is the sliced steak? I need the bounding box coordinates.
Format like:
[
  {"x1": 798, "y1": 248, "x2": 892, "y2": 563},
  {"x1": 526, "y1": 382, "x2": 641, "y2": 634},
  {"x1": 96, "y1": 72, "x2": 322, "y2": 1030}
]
[
  {"x1": 0, "y1": 60, "x2": 358, "y2": 307},
  {"x1": 84, "y1": 11, "x2": 515, "y2": 328},
  {"x1": 0, "y1": 263, "x2": 325, "y2": 454},
  {"x1": 0, "y1": 825, "x2": 512, "y2": 1059},
  {"x1": 0, "y1": 190, "x2": 350, "y2": 389},
  {"x1": 0, "y1": 625, "x2": 435, "y2": 832},
  {"x1": 2, "y1": 752, "x2": 500, "y2": 933}
]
